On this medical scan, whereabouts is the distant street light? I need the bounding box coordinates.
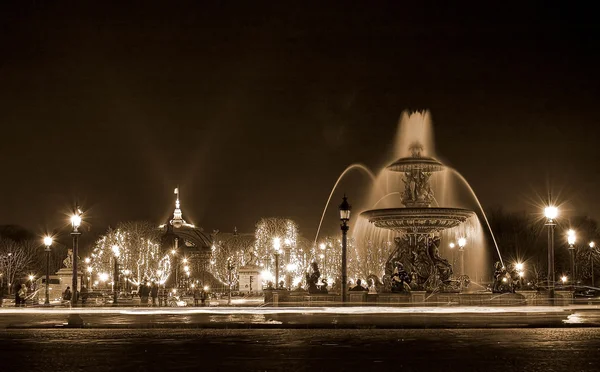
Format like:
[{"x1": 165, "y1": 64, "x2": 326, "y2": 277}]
[
  {"x1": 590, "y1": 242, "x2": 596, "y2": 287},
  {"x1": 458, "y1": 237, "x2": 467, "y2": 276},
  {"x1": 567, "y1": 229, "x2": 576, "y2": 283},
  {"x1": 339, "y1": 195, "x2": 351, "y2": 303},
  {"x1": 43, "y1": 236, "x2": 52, "y2": 305},
  {"x1": 561, "y1": 275, "x2": 568, "y2": 284},
  {"x1": 273, "y1": 237, "x2": 281, "y2": 289},
  {"x1": 71, "y1": 207, "x2": 83, "y2": 305},
  {"x1": 112, "y1": 245, "x2": 120, "y2": 304},
  {"x1": 544, "y1": 206, "x2": 558, "y2": 297}
]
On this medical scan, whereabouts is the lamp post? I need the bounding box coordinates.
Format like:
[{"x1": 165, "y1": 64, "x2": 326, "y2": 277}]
[
  {"x1": 112, "y1": 245, "x2": 120, "y2": 304},
  {"x1": 227, "y1": 259, "x2": 234, "y2": 305},
  {"x1": 589, "y1": 242, "x2": 596, "y2": 287},
  {"x1": 449, "y1": 242, "x2": 456, "y2": 267},
  {"x1": 544, "y1": 206, "x2": 558, "y2": 297},
  {"x1": 284, "y1": 238, "x2": 292, "y2": 289},
  {"x1": 273, "y1": 237, "x2": 281, "y2": 289},
  {"x1": 567, "y1": 229, "x2": 576, "y2": 284},
  {"x1": 70, "y1": 208, "x2": 82, "y2": 305},
  {"x1": 339, "y1": 195, "x2": 351, "y2": 303},
  {"x1": 123, "y1": 269, "x2": 130, "y2": 293},
  {"x1": 43, "y1": 236, "x2": 53, "y2": 305},
  {"x1": 458, "y1": 237, "x2": 467, "y2": 276},
  {"x1": 87, "y1": 266, "x2": 93, "y2": 289}
]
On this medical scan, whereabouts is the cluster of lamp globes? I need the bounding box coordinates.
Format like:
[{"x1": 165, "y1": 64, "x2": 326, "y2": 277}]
[
  {"x1": 448, "y1": 237, "x2": 467, "y2": 250},
  {"x1": 545, "y1": 205, "x2": 598, "y2": 284}
]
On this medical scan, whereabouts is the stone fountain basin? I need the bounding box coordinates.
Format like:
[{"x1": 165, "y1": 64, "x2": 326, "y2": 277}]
[{"x1": 361, "y1": 207, "x2": 475, "y2": 233}]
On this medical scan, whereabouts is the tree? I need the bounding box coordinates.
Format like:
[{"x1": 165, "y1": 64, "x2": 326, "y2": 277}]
[
  {"x1": 254, "y1": 218, "x2": 299, "y2": 283},
  {"x1": 90, "y1": 221, "x2": 170, "y2": 288},
  {"x1": 210, "y1": 232, "x2": 256, "y2": 289},
  {"x1": 350, "y1": 237, "x2": 393, "y2": 281},
  {"x1": 0, "y1": 238, "x2": 36, "y2": 294}
]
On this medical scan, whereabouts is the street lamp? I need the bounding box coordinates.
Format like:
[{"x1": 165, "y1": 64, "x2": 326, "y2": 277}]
[
  {"x1": 112, "y1": 245, "x2": 120, "y2": 304},
  {"x1": 123, "y1": 269, "x2": 130, "y2": 293},
  {"x1": 544, "y1": 206, "x2": 558, "y2": 296},
  {"x1": 458, "y1": 237, "x2": 467, "y2": 276},
  {"x1": 70, "y1": 207, "x2": 82, "y2": 305},
  {"x1": 227, "y1": 259, "x2": 234, "y2": 305},
  {"x1": 339, "y1": 195, "x2": 351, "y2": 303},
  {"x1": 589, "y1": 241, "x2": 596, "y2": 287},
  {"x1": 567, "y1": 229, "x2": 576, "y2": 284},
  {"x1": 43, "y1": 236, "x2": 53, "y2": 305},
  {"x1": 273, "y1": 237, "x2": 281, "y2": 289},
  {"x1": 561, "y1": 275, "x2": 568, "y2": 284},
  {"x1": 449, "y1": 242, "x2": 456, "y2": 267},
  {"x1": 87, "y1": 266, "x2": 93, "y2": 289}
]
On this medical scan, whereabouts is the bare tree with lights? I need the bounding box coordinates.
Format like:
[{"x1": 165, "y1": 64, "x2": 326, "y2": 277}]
[
  {"x1": 90, "y1": 221, "x2": 171, "y2": 288},
  {"x1": 0, "y1": 238, "x2": 36, "y2": 294},
  {"x1": 210, "y1": 232, "x2": 256, "y2": 289}
]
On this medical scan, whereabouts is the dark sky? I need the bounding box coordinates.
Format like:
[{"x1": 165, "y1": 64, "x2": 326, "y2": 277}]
[{"x1": 1, "y1": 2, "x2": 599, "y2": 249}]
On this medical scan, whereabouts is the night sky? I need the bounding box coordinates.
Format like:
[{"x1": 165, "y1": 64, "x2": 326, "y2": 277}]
[{"x1": 1, "y1": 2, "x2": 598, "y2": 249}]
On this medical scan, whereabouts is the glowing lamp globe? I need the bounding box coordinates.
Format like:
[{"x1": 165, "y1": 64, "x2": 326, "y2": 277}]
[
  {"x1": 449, "y1": 242, "x2": 455, "y2": 249},
  {"x1": 544, "y1": 206, "x2": 558, "y2": 220},
  {"x1": 590, "y1": 242, "x2": 596, "y2": 248},
  {"x1": 43, "y1": 236, "x2": 53, "y2": 247},
  {"x1": 339, "y1": 195, "x2": 351, "y2": 221},
  {"x1": 567, "y1": 229, "x2": 576, "y2": 245},
  {"x1": 458, "y1": 237, "x2": 467, "y2": 248},
  {"x1": 71, "y1": 214, "x2": 82, "y2": 229},
  {"x1": 515, "y1": 263, "x2": 524, "y2": 271}
]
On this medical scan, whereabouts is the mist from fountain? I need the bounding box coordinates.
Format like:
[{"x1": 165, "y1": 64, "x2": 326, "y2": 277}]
[
  {"x1": 351, "y1": 110, "x2": 501, "y2": 284},
  {"x1": 446, "y1": 167, "x2": 505, "y2": 268},
  {"x1": 313, "y1": 110, "x2": 502, "y2": 284}
]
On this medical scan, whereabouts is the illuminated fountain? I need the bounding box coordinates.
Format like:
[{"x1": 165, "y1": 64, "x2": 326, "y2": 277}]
[{"x1": 361, "y1": 141, "x2": 474, "y2": 292}]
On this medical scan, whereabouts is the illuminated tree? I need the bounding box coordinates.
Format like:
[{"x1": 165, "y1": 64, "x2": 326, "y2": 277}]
[
  {"x1": 350, "y1": 237, "x2": 393, "y2": 281},
  {"x1": 90, "y1": 221, "x2": 170, "y2": 287},
  {"x1": 0, "y1": 238, "x2": 37, "y2": 293},
  {"x1": 210, "y1": 232, "x2": 255, "y2": 289}
]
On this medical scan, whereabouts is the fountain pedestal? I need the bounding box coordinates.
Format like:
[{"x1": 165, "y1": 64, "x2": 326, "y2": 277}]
[{"x1": 361, "y1": 143, "x2": 475, "y2": 293}]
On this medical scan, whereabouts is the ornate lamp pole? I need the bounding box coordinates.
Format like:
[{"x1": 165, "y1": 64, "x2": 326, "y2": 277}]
[
  {"x1": 273, "y1": 237, "x2": 281, "y2": 288},
  {"x1": 589, "y1": 242, "x2": 596, "y2": 287},
  {"x1": 544, "y1": 206, "x2": 558, "y2": 297},
  {"x1": 567, "y1": 229, "x2": 576, "y2": 284},
  {"x1": 70, "y1": 207, "x2": 82, "y2": 305},
  {"x1": 284, "y1": 238, "x2": 292, "y2": 289},
  {"x1": 458, "y1": 237, "x2": 467, "y2": 276},
  {"x1": 339, "y1": 195, "x2": 351, "y2": 303},
  {"x1": 43, "y1": 236, "x2": 53, "y2": 305},
  {"x1": 112, "y1": 245, "x2": 120, "y2": 304},
  {"x1": 227, "y1": 259, "x2": 234, "y2": 305}
]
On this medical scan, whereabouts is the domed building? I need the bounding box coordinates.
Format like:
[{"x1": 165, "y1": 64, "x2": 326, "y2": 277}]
[{"x1": 159, "y1": 188, "x2": 219, "y2": 290}]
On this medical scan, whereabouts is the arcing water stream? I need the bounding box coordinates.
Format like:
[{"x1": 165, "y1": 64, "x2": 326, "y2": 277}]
[{"x1": 313, "y1": 163, "x2": 377, "y2": 246}]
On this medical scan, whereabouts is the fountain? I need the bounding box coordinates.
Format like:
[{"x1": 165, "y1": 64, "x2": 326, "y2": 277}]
[{"x1": 361, "y1": 141, "x2": 475, "y2": 292}]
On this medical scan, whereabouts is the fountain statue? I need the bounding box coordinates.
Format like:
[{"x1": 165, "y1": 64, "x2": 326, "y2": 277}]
[
  {"x1": 306, "y1": 262, "x2": 328, "y2": 294},
  {"x1": 361, "y1": 142, "x2": 475, "y2": 292}
]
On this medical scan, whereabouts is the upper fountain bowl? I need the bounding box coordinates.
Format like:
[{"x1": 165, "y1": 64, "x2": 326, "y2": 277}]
[
  {"x1": 387, "y1": 155, "x2": 444, "y2": 173},
  {"x1": 360, "y1": 207, "x2": 475, "y2": 234}
]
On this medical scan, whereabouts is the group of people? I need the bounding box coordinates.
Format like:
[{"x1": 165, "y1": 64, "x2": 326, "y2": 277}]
[
  {"x1": 138, "y1": 282, "x2": 160, "y2": 306},
  {"x1": 14, "y1": 284, "x2": 29, "y2": 307}
]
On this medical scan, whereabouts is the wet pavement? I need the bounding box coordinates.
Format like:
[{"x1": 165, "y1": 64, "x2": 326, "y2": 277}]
[{"x1": 1, "y1": 328, "x2": 599, "y2": 371}]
